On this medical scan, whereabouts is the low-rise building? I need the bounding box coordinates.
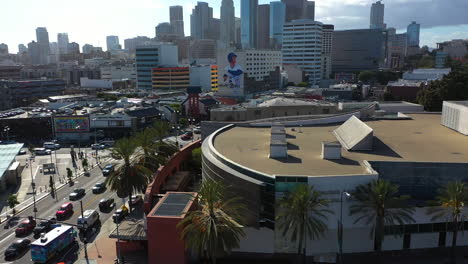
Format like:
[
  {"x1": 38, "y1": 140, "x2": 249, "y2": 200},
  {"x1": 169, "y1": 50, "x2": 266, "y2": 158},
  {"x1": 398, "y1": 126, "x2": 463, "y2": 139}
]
[
  {"x1": 210, "y1": 97, "x2": 337, "y2": 121},
  {"x1": 0, "y1": 65, "x2": 22, "y2": 80},
  {"x1": 402, "y1": 68, "x2": 451, "y2": 81},
  {"x1": 0, "y1": 80, "x2": 66, "y2": 110},
  {"x1": 385, "y1": 79, "x2": 424, "y2": 101},
  {"x1": 189, "y1": 65, "x2": 218, "y2": 92}
]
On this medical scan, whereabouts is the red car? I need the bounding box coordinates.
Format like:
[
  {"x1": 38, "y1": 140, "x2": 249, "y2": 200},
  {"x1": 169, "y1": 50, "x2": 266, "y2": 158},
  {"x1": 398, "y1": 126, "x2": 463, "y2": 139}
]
[
  {"x1": 181, "y1": 131, "x2": 193, "y2": 141},
  {"x1": 15, "y1": 219, "x2": 36, "y2": 236},
  {"x1": 56, "y1": 202, "x2": 73, "y2": 220}
]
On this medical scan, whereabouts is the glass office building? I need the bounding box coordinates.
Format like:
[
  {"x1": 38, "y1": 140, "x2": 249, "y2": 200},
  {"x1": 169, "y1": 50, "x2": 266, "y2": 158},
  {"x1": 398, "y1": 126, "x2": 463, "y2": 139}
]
[
  {"x1": 269, "y1": 1, "x2": 286, "y2": 48},
  {"x1": 240, "y1": 0, "x2": 258, "y2": 49}
]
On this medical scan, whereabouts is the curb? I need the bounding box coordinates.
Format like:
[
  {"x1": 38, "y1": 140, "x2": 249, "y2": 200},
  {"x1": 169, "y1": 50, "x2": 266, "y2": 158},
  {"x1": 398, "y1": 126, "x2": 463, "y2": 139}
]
[{"x1": 0, "y1": 162, "x2": 102, "y2": 224}]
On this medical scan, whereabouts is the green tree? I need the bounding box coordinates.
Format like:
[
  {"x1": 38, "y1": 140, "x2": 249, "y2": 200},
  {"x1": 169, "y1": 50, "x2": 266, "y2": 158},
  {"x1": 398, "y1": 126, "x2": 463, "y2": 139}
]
[
  {"x1": 277, "y1": 184, "x2": 332, "y2": 261},
  {"x1": 179, "y1": 118, "x2": 188, "y2": 127},
  {"x1": 191, "y1": 147, "x2": 202, "y2": 170},
  {"x1": 105, "y1": 137, "x2": 152, "y2": 212},
  {"x1": 66, "y1": 168, "x2": 73, "y2": 182},
  {"x1": 358, "y1": 71, "x2": 376, "y2": 83},
  {"x1": 49, "y1": 176, "x2": 55, "y2": 198},
  {"x1": 417, "y1": 68, "x2": 468, "y2": 111},
  {"x1": 153, "y1": 121, "x2": 170, "y2": 144},
  {"x1": 178, "y1": 179, "x2": 245, "y2": 264},
  {"x1": 350, "y1": 179, "x2": 415, "y2": 252},
  {"x1": 297, "y1": 82, "x2": 309, "y2": 87},
  {"x1": 417, "y1": 55, "x2": 435, "y2": 68},
  {"x1": 7, "y1": 194, "x2": 19, "y2": 215},
  {"x1": 427, "y1": 181, "x2": 468, "y2": 264},
  {"x1": 82, "y1": 158, "x2": 89, "y2": 171}
]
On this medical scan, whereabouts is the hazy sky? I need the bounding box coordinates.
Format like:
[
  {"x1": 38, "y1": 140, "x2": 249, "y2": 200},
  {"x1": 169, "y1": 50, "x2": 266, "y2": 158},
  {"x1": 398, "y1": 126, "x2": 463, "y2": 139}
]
[{"x1": 1, "y1": 0, "x2": 467, "y2": 53}]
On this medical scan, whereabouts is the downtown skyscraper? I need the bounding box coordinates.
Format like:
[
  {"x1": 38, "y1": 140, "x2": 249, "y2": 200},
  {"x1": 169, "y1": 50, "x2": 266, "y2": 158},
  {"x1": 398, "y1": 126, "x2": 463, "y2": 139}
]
[
  {"x1": 191, "y1": 2, "x2": 213, "y2": 40},
  {"x1": 370, "y1": 1, "x2": 385, "y2": 29},
  {"x1": 36, "y1": 27, "x2": 50, "y2": 64},
  {"x1": 106, "y1": 35, "x2": 120, "y2": 51},
  {"x1": 170, "y1": 5, "x2": 185, "y2": 37},
  {"x1": 257, "y1": 4, "x2": 270, "y2": 49},
  {"x1": 241, "y1": 0, "x2": 258, "y2": 49},
  {"x1": 270, "y1": 1, "x2": 286, "y2": 48},
  {"x1": 57, "y1": 33, "x2": 69, "y2": 54},
  {"x1": 407, "y1": 21, "x2": 420, "y2": 47},
  {"x1": 220, "y1": 0, "x2": 235, "y2": 47}
]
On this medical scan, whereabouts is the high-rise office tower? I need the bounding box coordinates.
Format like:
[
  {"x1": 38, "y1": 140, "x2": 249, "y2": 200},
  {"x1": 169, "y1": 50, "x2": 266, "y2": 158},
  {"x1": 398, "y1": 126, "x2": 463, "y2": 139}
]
[
  {"x1": 270, "y1": 1, "x2": 286, "y2": 48},
  {"x1": 282, "y1": 19, "x2": 323, "y2": 85},
  {"x1": 235, "y1": 17, "x2": 242, "y2": 47},
  {"x1": 241, "y1": 0, "x2": 258, "y2": 49},
  {"x1": 68, "y1": 42, "x2": 80, "y2": 54},
  {"x1": 407, "y1": 21, "x2": 420, "y2": 47},
  {"x1": 106, "y1": 35, "x2": 120, "y2": 51},
  {"x1": 257, "y1": 4, "x2": 270, "y2": 49},
  {"x1": 170, "y1": 5, "x2": 185, "y2": 37},
  {"x1": 209, "y1": 18, "x2": 221, "y2": 40},
  {"x1": 282, "y1": 0, "x2": 305, "y2": 22},
  {"x1": 82, "y1": 44, "x2": 94, "y2": 54},
  {"x1": 49, "y1": 42, "x2": 59, "y2": 55},
  {"x1": 135, "y1": 44, "x2": 178, "y2": 89},
  {"x1": 0, "y1": 43, "x2": 8, "y2": 55},
  {"x1": 36, "y1": 27, "x2": 50, "y2": 64},
  {"x1": 305, "y1": 1, "x2": 315, "y2": 20},
  {"x1": 321, "y1": 24, "x2": 334, "y2": 79},
  {"x1": 28, "y1": 41, "x2": 41, "y2": 65},
  {"x1": 220, "y1": 0, "x2": 235, "y2": 46},
  {"x1": 190, "y1": 2, "x2": 213, "y2": 40},
  {"x1": 155, "y1": 22, "x2": 173, "y2": 39},
  {"x1": 18, "y1": 44, "x2": 27, "y2": 53},
  {"x1": 57, "y1": 33, "x2": 69, "y2": 54},
  {"x1": 370, "y1": 1, "x2": 385, "y2": 29}
]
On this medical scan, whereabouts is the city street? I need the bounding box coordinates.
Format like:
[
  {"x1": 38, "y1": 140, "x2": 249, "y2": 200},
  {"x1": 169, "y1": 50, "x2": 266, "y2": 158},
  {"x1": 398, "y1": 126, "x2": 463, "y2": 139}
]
[{"x1": 0, "y1": 157, "x2": 124, "y2": 264}]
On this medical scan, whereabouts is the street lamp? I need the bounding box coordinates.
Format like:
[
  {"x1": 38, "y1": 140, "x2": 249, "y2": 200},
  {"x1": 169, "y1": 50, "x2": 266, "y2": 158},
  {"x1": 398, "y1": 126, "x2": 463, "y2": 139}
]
[
  {"x1": 338, "y1": 191, "x2": 351, "y2": 264},
  {"x1": 75, "y1": 125, "x2": 81, "y2": 156},
  {"x1": 4, "y1": 126, "x2": 10, "y2": 141},
  {"x1": 172, "y1": 125, "x2": 180, "y2": 148},
  {"x1": 188, "y1": 118, "x2": 196, "y2": 142},
  {"x1": 29, "y1": 157, "x2": 38, "y2": 220}
]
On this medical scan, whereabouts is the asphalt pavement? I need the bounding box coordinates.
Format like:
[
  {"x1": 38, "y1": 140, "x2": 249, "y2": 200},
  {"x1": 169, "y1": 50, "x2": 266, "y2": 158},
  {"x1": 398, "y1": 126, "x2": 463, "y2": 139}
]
[{"x1": 0, "y1": 157, "x2": 124, "y2": 264}]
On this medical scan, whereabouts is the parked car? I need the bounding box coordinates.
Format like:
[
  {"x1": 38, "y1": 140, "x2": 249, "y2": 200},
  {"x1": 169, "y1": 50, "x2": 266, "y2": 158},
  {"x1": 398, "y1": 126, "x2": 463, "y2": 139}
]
[
  {"x1": 34, "y1": 148, "x2": 51, "y2": 155},
  {"x1": 102, "y1": 164, "x2": 115, "y2": 176},
  {"x1": 193, "y1": 127, "x2": 201, "y2": 134},
  {"x1": 130, "y1": 195, "x2": 142, "y2": 205},
  {"x1": 17, "y1": 149, "x2": 27, "y2": 155},
  {"x1": 112, "y1": 208, "x2": 129, "y2": 223},
  {"x1": 99, "y1": 198, "x2": 115, "y2": 211},
  {"x1": 4, "y1": 239, "x2": 30, "y2": 259},
  {"x1": 15, "y1": 219, "x2": 36, "y2": 236},
  {"x1": 69, "y1": 188, "x2": 85, "y2": 200},
  {"x1": 43, "y1": 142, "x2": 60, "y2": 150},
  {"x1": 91, "y1": 143, "x2": 105, "y2": 150},
  {"x1": 56, "y1": 203, "x2": 73, "y2": 220},
  {"x1": 92, "y1": 182, "x2": 106, "y2": 194},
  {"x1": 33, "y1": 220, "x2": 54, "y2": 237}
]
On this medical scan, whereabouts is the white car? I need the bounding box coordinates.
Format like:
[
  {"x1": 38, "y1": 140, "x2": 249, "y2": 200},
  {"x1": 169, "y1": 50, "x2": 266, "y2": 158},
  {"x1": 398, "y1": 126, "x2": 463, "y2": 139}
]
[
  {"x1": 34, "y1": 148, "x2": 51, "y2": 155},
  {"x1": 43, "y1": 142, "x2": 60, "y2": 150},
  {"x1": 91, "y1": 144, "x2": 105, "y2": 150},
  {"x1": 77, "y1": 209, "x2": 100, "y2": 229}
]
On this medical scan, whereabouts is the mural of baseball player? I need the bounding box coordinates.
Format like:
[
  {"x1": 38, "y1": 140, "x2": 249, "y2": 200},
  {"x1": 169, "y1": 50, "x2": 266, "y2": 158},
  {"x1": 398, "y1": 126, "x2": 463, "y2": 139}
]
[{"x1": 224, "y1": 52, "x2": 244, "y2": 97}]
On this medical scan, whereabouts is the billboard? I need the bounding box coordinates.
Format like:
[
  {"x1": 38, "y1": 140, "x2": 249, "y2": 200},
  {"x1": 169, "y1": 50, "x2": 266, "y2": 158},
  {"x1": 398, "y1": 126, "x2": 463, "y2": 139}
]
[
  {"x1": 217, "y1": 52, "x2": 244, "y2": 97},
  {"x1": 54, "y1": 116, "x2": 90, "y2": 133}
]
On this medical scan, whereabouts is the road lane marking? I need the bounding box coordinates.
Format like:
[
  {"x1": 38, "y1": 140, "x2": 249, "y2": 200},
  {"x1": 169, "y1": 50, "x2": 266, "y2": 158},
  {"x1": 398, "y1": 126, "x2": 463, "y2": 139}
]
[{"x1": 0, "y1": 233, "x2": 15, "y2": 246}]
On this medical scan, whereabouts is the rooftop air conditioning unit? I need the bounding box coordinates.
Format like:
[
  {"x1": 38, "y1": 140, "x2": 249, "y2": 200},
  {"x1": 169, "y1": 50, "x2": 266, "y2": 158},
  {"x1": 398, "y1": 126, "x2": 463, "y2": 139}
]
[{"x1": 321, "y1": 141, "x2": 342, "y2": 160}]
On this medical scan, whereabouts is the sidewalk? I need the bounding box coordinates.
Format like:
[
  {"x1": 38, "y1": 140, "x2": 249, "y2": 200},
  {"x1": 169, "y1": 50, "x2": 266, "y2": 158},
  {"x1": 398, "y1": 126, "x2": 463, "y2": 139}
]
[{"x1": 79, "y1": 210, "x2": 147, "y2": 264}]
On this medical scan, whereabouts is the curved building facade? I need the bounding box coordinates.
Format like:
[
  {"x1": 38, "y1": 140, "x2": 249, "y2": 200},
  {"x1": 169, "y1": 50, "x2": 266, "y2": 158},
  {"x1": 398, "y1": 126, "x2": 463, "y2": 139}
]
[{"x1": 201, "y1": 112, "x2": 468, "y2": 258}]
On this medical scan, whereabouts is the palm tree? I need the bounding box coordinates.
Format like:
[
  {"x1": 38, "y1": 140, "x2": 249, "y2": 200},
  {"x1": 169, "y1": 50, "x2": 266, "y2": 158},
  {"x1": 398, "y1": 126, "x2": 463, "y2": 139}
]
[
  {"x1": 7, "y1": 194, "x2": 19, "y2": 215},
  {"x1": 153, "y1": 121, "x2": 170, "y2": 144},
  {"x1": 276, "y1": 184, "x2": 332, "y2": 261},
  {"x1": 427, "y1": 181, "x2": 468, "y2": 264},
  {"x1": 350, "y1": 179, "x2": 415, "y2": 252},
  {"x1": 134, "y1": 127, "x2": 160, "y2": 170},
  {"x1": 105, "y1": 137, "x2": 153, "y2": 211},
  {"x1": 178, "y1": 178, "x2": 245, "y2": 264}
]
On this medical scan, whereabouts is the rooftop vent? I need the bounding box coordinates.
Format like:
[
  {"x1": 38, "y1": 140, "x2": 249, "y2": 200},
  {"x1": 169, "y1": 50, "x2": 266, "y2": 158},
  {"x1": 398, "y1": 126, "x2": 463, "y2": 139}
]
[
  {"x1": 270, "y1": 123, "x2": 287, "y2": 158},
  {"x1": 333, "y1": 116, "x2": 373, "y2": 151},
  {"x1": 321, "y1": 141, "x2": 342, "y2": 160}
]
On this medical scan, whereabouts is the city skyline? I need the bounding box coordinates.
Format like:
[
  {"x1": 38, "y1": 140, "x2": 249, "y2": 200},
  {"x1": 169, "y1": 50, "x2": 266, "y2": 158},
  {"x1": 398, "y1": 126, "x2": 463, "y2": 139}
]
[{"x1": 1, "y1": 0, "x2": 467, "y2": 53}]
